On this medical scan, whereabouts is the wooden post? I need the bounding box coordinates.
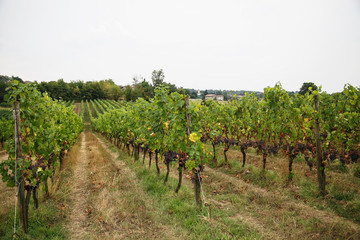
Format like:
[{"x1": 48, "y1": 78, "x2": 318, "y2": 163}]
[
  {"x1": 186, "y1": 97, "x2": 202, "y2": 206},
  {"x1": 193, "y1": 170, "x2": 202, "y2": 207},
  {"x1": 314, "y1": 95, "x2": 326, "y2": 196},
  {"x1": 175, "y1": 97, "x2": 191, "y2": 193},
  {"x1": 185, "y1": 97, "x2": 191, "y2": 136},
  {"x1": 13, "y1": 101, "x2": 28, "y2": 233}
]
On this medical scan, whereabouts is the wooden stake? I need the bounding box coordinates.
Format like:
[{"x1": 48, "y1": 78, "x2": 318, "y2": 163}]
[
  {"x1": 314, "y1": 95, "x2": 326, "y2": 196},
  {"x1": 13, "y1": 101, "x2": 28, "y2": 233}
]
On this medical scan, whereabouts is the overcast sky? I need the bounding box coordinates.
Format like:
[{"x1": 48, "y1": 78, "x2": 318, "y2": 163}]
[{"x1": 0, "y1": 0, "x2": 359, "y2": 93}]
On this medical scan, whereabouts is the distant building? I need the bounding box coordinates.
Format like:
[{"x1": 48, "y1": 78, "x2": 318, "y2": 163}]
[
  {"x1": 205, "y1": 94, "x2": 216, "y2": 100},
  {"x1": 205, "y1": 94, "x2": 224, "y2": 101},
  {"x1": 216, "y1": 95, "x2": 224, "y2": 101},
  {"x1": 197, "y1": 90, "x2": 201, "y2": 96}
]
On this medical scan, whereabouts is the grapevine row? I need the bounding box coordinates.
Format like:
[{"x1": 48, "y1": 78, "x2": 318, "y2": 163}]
[
  {"x1": 0, "y1": 81, "x2": 83, "y2": 233},
  {"x1": 92, "y1": 84, "x2": 359, "y2": 200}
]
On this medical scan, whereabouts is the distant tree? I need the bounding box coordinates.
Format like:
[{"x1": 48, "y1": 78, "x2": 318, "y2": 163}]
[
  {"x1": 99, "y1": 79, "x2": 118, "y2": 99},
  {"x1": 132, "y1": 76, "x2": 140, "y2": 85},
  {"x1": 299, "y1": 82, "x2": 318, "y2": 95},
  {"x1": 0, "y1": 75, "x2": 24, "y2": 83},
  {"x1": 0, "y1": 80, "x2": 7, "y2": 102},
  {"x1": 69, "y1": 80, "x2": 84, "y2": 100},
  {"x1": 88, "y1": 81, "x2": 106, "y2": 99},
  {"x1": 11, "y1": 76, "x2": 24, "y2": 83},
  {"x1": 202, "y1": 90, "x2": 208, "y2": 100},
  {"x1": 124, "y1": 85, "x2": 134, "y2": 101},
  {"x1": 0, "y1": 75, "x2": 12, "y2": 83},
  {"x1": 287, "y1": 91, "x2": 296, "y2": 97},
  {"x1": 56, "y1": 79, "x2": 71, "y2": 100},
  {"x1": 81, "y1": 83, "x2": 93, "y2": 100},
  {"x1": 139, "y1": 79, "x2": 154, "y2": 100},
  {"x1": 167, "y1": 82, "x2": 177, "y2": 93},
  {"x1": 109, "y1": 85, "x2": 123, "y2": 100},
  {"x1": 151, "y1": 69, "x2": 165, "y2": 87},
  {"x1": 189, "y1": 91, "x2": 197, "y2": 99}
]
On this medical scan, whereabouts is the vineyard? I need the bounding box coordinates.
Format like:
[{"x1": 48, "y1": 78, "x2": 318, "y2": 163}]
[{"x1": 0, "y1": 82, "x2": 360, "y2": 239}]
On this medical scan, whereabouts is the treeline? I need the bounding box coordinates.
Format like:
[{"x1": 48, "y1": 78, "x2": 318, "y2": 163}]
[
  {"x1": 0, "y1": 70, "x2": 189, "y2": 102},
  {"x1": 36, "y1": 79, "x2": 121, "y2": 101},
  {"x1": 0, "y1": 72, "x2": 317, "y2": 103}
]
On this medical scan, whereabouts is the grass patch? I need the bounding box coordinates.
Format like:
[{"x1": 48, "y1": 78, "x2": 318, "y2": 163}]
[
  {"x1": 95, "y1": 134, "x2": 360, "y2": 239},
  {"x1": 0, "y1": 199, "x2": 67, "y2": 240},
  {"x1": 299, "y1": 179, "x2": 318, "y2": 199},
  {"x1": 328, "y1": 160, "x2": 349, "y2": 173},
  {"x1": 330, "y1": 184, "x2": 355, "y2": 201},
  {"x1": 118, "y1": 149, "x2": 262, "y2": 239},
  {"x1": 328, "y1": 184, "x2": 360, "y2": 223},
  {"x1": 353, "y1": 164, "x2": 360, "y2": 178}
]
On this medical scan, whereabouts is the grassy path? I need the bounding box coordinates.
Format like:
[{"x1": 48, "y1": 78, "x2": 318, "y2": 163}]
[
  {"x1": 0, "y1": 154, "x2": 13, "y2": 219},
  {"x1": 63, "y1": 130, "x2": 177, "y2": 239},
  {"x1": 66, "y1": 132, "x2": 92, "y2": 239}
]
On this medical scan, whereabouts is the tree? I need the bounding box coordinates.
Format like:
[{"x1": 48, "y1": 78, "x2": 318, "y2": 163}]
[
  {"x1": 299, "y1": 82, "x2": 318, "y2": 95},
  {"x1": 0, "y1": 80, "x2": 8, "y2": 102},
  {"x1": 11, "y1": 76, "x2": 24, "y2": 83},
  {"x1": 139, "y1": 79, "x2": 154, "y2": 100},
  {"x1": 0, "y1": 75, "x2": 24, "y2": 102},
  {"x1": 202, "y1": 90, "x2": 208, "y2": 100},
  {"x1": 124, "y1": 85, "x2": 134, "y2": 101},
  {"x1": 109, "y1": 85, "x2": 123, "y2": 100},
  {"x1": 0, "y1": 75, "x2": 12, "y2": 83},
  {"x1": 151, "y1": 69, "x2": 165, "y2": 87}
]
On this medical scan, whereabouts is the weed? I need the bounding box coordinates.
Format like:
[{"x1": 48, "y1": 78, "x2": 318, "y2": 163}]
[
  {"x1": 0, "y1": 199, "x2": 67, "y2": 240},
  {"x1": 328, "y1": 160, "x2": 349, "y2": 173},
  {"x1": 330, "y1": 184, "x2": 355, "y2": 201},
  {"x1": 353, "y1": 164, "x2": 360, "y2": 178},
  {"x1": 299, "y1": 179, "x2": 317, "y2": 199}
]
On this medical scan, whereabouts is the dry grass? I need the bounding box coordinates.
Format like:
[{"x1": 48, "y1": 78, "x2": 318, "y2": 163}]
[
  {"x1": 92, "y1": 134, "x2": 180, "y2": 240},
  {"x1": 74, "y1": 102, "x2": 81, "y2": 116},
  {"x1": 202, "y1": 166, "x2": 360, "y2": 239},
  {"x1": 0, "y1": 154, "x2": 13, "y2": 217},
  {"x1": 56, "y1": 130, "x2": 178, "y2": 239},
  {"x1": 206, "y1": 146, "x2": 360, "y2": 239}
]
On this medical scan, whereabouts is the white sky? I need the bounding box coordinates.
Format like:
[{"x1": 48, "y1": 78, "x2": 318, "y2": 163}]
[{"x1": 0, "y1": 0, "x2": 359, "y2": 93}]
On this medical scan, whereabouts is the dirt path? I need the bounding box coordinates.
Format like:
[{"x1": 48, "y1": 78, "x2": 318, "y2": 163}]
[
  {"x1": 67, "y1": 132, "x2": 92, "y2": 239},
  {"x1": 64, "y1": 131, "x2": 177, "y2": 239},
  {"x1": 74, "y1": 102, "x2": 81, "y2": 116},
  {"x1": 0, "y1": 154, "x2": 13, "y2": 218}
]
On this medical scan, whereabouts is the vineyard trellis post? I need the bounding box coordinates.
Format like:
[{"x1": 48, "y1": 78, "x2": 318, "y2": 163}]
[
  {"x1": 314, "y1": 95, "x2": 326, "y2": 196},
  {"x1": 185, "y1": 97, "x2": 202, "y2": 207},
  {"x1": 175, "y1": 97, "x2": 191, "y2": 193},
  {"x1": 13, "y1": 101, "x2": 28, "y2": 233}
]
